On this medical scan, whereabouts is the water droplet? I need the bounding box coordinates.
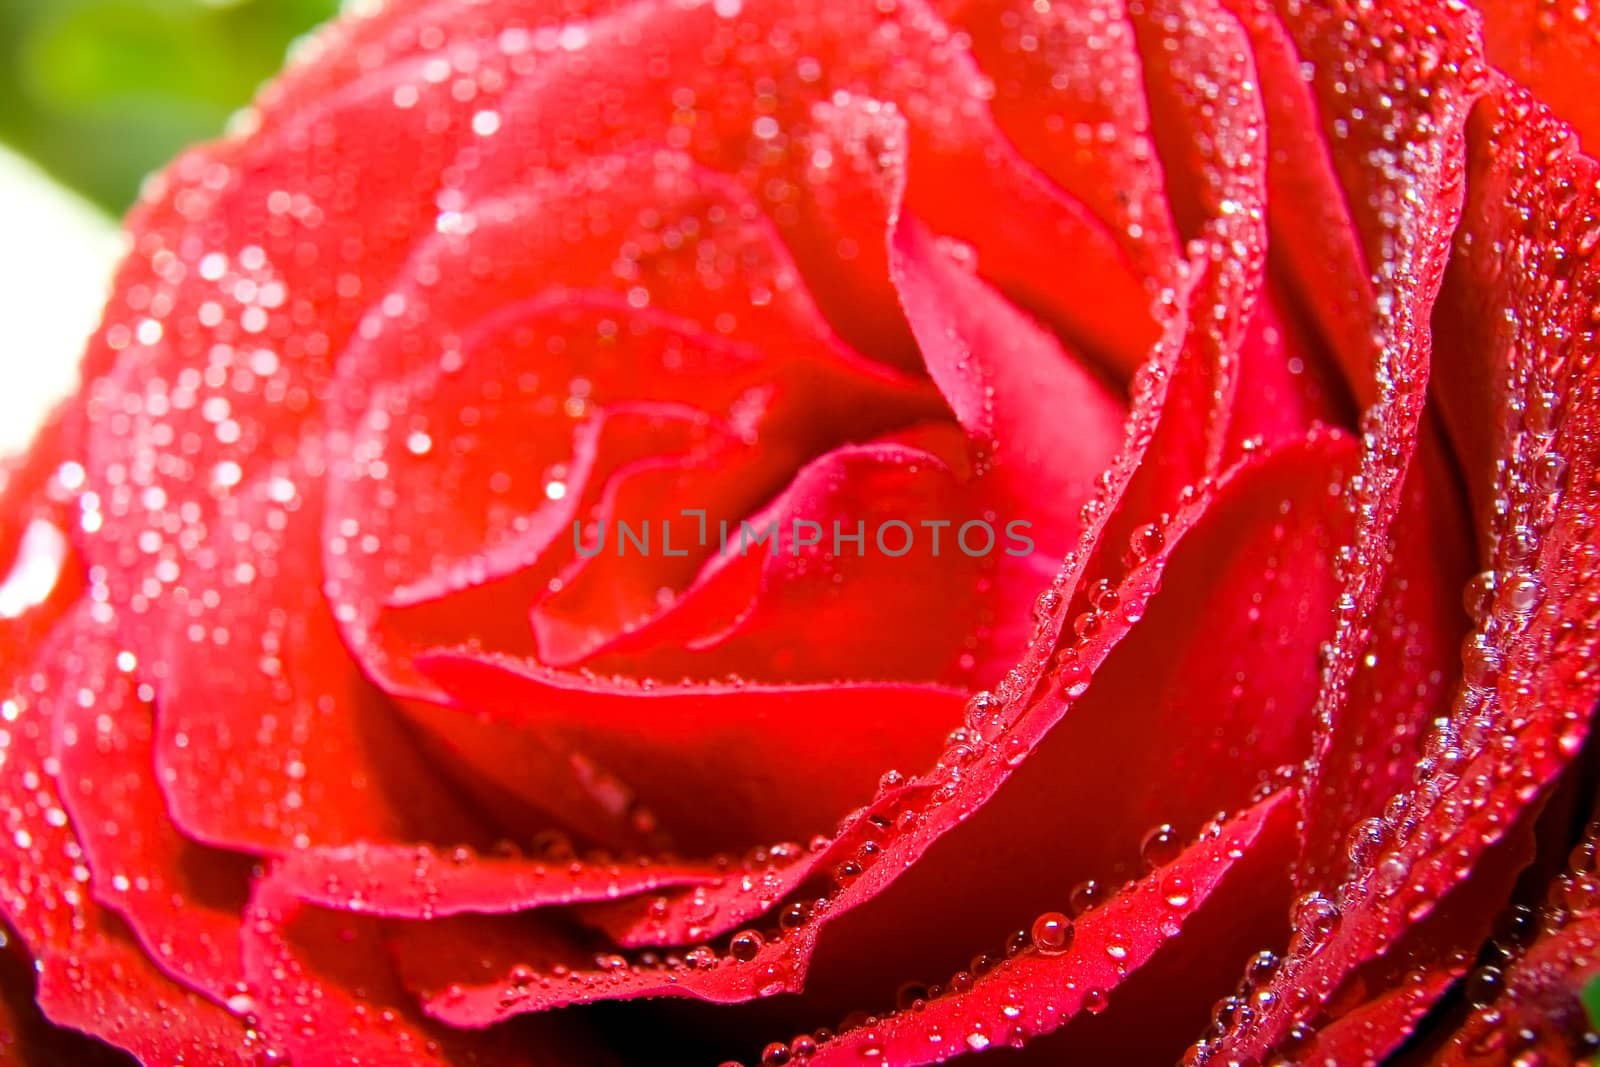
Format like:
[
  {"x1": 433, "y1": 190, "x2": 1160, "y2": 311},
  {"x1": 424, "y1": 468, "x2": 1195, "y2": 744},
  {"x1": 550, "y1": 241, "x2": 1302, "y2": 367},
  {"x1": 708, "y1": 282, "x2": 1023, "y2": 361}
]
[
  {"x1": 1140, "y1": 824, "x2": 1183, "y2": 869},
  {"x1": 729, "y1": 930, "x2": 764, "y2": 962},
  {"x1": 1501, "y1": 573, "x2": 1544, "y2": 616},
  {"x1": 1290, "y1": 892, "x2": 1340, "y2": 953},
  {"x1": 895, "y1": 981, "x2": 930, "y2": 1012},
  {"x1": 1346, "y1": 816, "x2": 1390, "y2": 868},
  {"x1": 1030, "y1": 911, "x2": 1075, "y2": 955},
  {"x1": 1104, "y1": 930, "x2": 1130, "y2": 961},
  {"x1": 1089, "y1": 579, "x2": 1120, "y2": 611},
  {"x1": 1463, "y1": 570, "x2": 1496, "y2": 621},
  {"x1": 1461, "y1": 636, "x2": 1503, "y2": 690},
  {"x1": 964, "y1": 690, "x2": 1005, "y2": 742},
  {"x1": 1464, "y1": 964, "x2": 1504, "y2": 1007},
  {"x1": 1068, "y1": 879, "x2": 1107, "y2": 917},
  {"x1": 1244, "y1": 949, "x2": 1279, "y2": 984},
  {"x1": 1372, "y1": 852, "x2": 1412, "y2": 894},
  {"x1": 1534, "y1": 451, "x2": 1568, "y2": 492},
  {"x1": 1125, "y1": 523, "x2": 1165, "y2": 565},
  {"x1": 1161, "y1": 871, "x2": 1193, "y2": 908}
]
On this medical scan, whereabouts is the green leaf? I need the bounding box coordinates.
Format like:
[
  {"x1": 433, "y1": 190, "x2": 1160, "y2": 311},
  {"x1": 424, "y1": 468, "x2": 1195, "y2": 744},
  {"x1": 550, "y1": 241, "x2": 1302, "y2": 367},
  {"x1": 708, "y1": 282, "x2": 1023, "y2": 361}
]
[
  {"x1": 1584, "y1": 971, "x2": 1600, "y2": 1032},
  {"x1": 0, "y1": 0, "x2": 340, "y2": 213}
]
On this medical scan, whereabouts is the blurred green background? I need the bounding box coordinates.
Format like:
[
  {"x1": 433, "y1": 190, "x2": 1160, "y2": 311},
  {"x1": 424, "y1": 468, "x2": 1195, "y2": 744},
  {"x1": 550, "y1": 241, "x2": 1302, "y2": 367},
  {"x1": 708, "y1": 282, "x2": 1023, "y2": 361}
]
[{"x1": 0, "y1": 0, "x2": 340, "y2": 216}]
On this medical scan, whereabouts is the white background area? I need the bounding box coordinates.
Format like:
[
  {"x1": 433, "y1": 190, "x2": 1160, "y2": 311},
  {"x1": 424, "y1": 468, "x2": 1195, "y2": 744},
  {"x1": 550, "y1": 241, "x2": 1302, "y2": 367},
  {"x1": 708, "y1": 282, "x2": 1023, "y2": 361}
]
[{"x1": 0, "y1": 143, "x2": 121, "y2": 456}]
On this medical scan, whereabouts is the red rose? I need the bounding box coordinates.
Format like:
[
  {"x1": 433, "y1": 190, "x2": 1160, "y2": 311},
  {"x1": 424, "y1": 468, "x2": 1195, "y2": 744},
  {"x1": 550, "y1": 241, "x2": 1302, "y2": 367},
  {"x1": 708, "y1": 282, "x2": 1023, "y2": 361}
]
[{"x1": 3, "y1": 0, "x2": 1600, "y2": 1062}]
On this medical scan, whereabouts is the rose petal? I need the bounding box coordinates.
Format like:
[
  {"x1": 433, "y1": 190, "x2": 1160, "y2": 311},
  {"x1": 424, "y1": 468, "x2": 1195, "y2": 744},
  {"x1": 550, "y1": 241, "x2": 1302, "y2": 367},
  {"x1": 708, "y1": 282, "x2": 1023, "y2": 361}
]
[
  {"x1": 890, "y1": 216, "x2": 1127, "y2": 540},
  {"x1": 1222, "y1": 274, "x2": 1358, "y2": 462},
  {"x1": 0, "y1": 607, "x2": 254, "y2": 1062},
  {"x1": 1476, "y1": 0, "x2": 1600, "y2": 152},
  {"x1": 265, "y1": 841, "x2": 721, "y2": 921},
  {"x1": 1285, "y1": 0, "x2": 1489, "y2": 890},
  {"x1": 78, "y1": 9, "x2": 532, "y2": 855},
  {"x1": 572, "y1": 428, "x2": 993, "y2": 687},
  {"x1": 1218, "y1": 0, "x2": 1379, "y2": 395},
  {"x1": 1425, "y1": 816, "x2": 1600, "y2": 1065},
  {"x1": 389, "y1": 433, "x2": 1350, "y2": 1020},
  {"x1": 48, "y1": 603, "x2": 252, "y2": 1004},
  {"x1": 938, "y1": 0, "x2": 1180, "y2": 274},
  {"x1": 0, "y1": 920, "x2": 133, "y2": 1066},
  {"x1": 416, "y1": 653, "x2": 965, "y2": 856},
  {"x1": 446, "y1": 0, "x2": 1159, "y2": 370},
  {"x1": 324, "y1": 206, "x2": 938, "y2": 683},
  {"x1": 571, "y1": 430, "x2": 1346, "y2": 956},
  {"x1": 241, "y1": 879, "x2": 610, "y2": 1066},
  {"x1": 1076, "y1": 0, "x2": 1269, "y2": 544},
  {"x1": 1297, "y1": 965, "x2": 1462, "y2": 1066},
  {"x1": 572, "y1": 72, "x2": 1284, "y2": 968},
  {"x1": 748, "y1": 432, "x2": 1350, "y2": 1023},
  {"x1": 1211, "y1": 66, "x2": 1600, "y2": 1062},
  {"x1": 801, "y1": 791, "x2": 1297, "y2": 1065},
  {"x1": 1294, "y1": 425, "x2": 1475, "y2": 889}
]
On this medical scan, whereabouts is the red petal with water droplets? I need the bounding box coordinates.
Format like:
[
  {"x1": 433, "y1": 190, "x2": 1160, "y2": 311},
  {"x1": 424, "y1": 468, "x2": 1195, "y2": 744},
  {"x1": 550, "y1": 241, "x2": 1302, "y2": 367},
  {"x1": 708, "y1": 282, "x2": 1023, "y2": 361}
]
[
  {"x1": 1281, "y1": 0, "x2": 1488, "y2": 890},
  {"x1": 417, "y1": 650, "x2": 964, "y2": 856},
  {"x1": 1219, "y1": 0, "x2": 1378, "y2": 396},
  {"x1": 392, "y1": 907, "x2": 804, "y2": 1020},
  {"x1": 1477, "y1": 0, "x2": 1600, "y2": 152},
  {"x1": 241, "y1": 880, "x2": 610, "y2": 1066},
  {"x1": 1080, "y1": 0, "x2": 1267, "y2": 538},
  {"x1": 1213, "y1": 71, "x2": 1600, "y2": 1064},
  {"x1": 576, "y1": 429, "x2": 994, "y2": 685},
  {"x1": 765, "y1": 433, "x2": 1350, "y2": 1024},
  {"x1": 1295, "y1": 425, "x2": 1475, "y2": 889},
  {"x1": 47, "y1": 605, "x2": 252, "y2": 1005},
  {"x1": 1301, "y1": 965, "x2": 1462, "y2": 1066},
  {"x1": 266, "y1": 842, "x2": 720, "y2": 920},
  {"x1": 31, "y1": 909, "x2": 254, "y2": 1067},
  {"x1": 320, "y1": 156, "x2": 940, "y2": 681},
  {"x1": 0, "y1": 605, "x2": 252, "y2": 1062},
  {"x1": 380, "y1": 433, "x2": 1346, "y2": 1024},
  {"x1": 465, "y1": 356, "x2": 1200, "y2": 946},
  {"x1": 891, "y1": 216, "x2": 1127, "y2": 540},
  {"x1": 448, "y1": 0, "x2": 1159, "y2": 371},
  {"x1": 802, "y1": 792, "x2": 1297, "y2": 1065},
  {"x1": 549, "y1": 126, "x2": 1237, "y2": 956},
  {"x1": 1222, "y1": 276, "x2": 1357, "y2": 462},
  {"x1": 0, "y1": 922, "x2": 133, "y2": 1066},
  {"x1": 938, "y1": 0, "x2": 1179, "y2": 274},
  {"x1": 77, "y1": 11, "x2": 527, "y2": 856},
  {"x1": 1426, "y1": 814, "x2": 1600, "y2": 1065}
]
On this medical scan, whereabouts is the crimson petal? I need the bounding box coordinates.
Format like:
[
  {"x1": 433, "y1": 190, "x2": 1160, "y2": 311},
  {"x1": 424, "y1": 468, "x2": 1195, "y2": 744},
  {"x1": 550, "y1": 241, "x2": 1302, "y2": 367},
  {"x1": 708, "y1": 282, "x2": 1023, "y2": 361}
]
[
  {"x1": 48, "y1": 604, "x2": 252, "y2": 1005},
  {"x1": 77, "y1": 9, "x2": 535, "y2": 856},
  {"x1": 802, "y1": 792, "x2": 1297, "y2": 1065},
  {"x1": 383, "y1": 433, "x2": 1346, "y2": 1022},
  {"x1": 265, "y1": 842, "x2": 721, "y2": 920},
  {"x1": 416, "y1": 651, "x2": 964, "y2": 856},
  {"x1": 0, "y1": 606, "x2": 254, "y2": 1062},
  {"x1": 938, "y1": 0, "x2": 1180, "y2": 274},
  {"x1": 1212, "y1": 69, "x2": 1600, "y2": 1063},
  {"x1": 241, "y1": 880, "x2": 610, "y2": 1066}
]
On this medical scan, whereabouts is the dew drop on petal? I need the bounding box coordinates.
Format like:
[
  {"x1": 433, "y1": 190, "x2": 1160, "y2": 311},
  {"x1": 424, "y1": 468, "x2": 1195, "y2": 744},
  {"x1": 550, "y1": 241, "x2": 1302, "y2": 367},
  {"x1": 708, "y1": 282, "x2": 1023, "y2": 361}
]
[
  {"x1": 1068, "y1": 879, "x2": 1107, "y2": 917},
  {"x1": 729, "y1": 930, "x2": 764, "y2": 962},
  {"x1": 1030, "y1": 911, "x2": 1075, "y2": 956},
  {"x1": 1140, "y1": 823, "x2": 1183, "y2": 869}
]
